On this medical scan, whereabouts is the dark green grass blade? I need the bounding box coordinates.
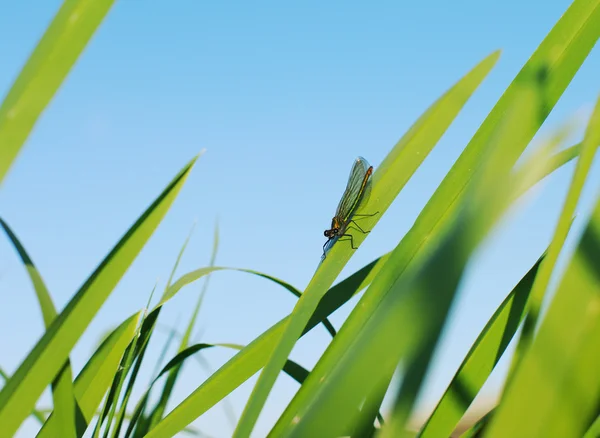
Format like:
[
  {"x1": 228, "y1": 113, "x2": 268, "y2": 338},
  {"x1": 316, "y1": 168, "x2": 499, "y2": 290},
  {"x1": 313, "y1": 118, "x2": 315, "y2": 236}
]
[
  {"x1": 111, "y1": 223, "x2": 199, "y2": 438},
  {"x1": 36, "y1": 312, "x2": 141, "y2": 437},
  {"x1": 0, "y1": 0, "x2": 117, "y2": 184},
  {"x1": 417, "y1": 255, "x2": 544, "y2": 437},
  {"x1": 0, "y1": 156, "x2": 198, "y2": 437},
  {"x1": 0, "y1": 217, "x2": 79, "y2": 437}
]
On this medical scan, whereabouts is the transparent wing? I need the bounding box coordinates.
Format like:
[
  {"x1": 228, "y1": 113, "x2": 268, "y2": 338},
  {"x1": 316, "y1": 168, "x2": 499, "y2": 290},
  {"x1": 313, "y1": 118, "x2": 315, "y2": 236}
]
[{"x1": 334, "y1": 156, "x2": 372, "y2": 222}]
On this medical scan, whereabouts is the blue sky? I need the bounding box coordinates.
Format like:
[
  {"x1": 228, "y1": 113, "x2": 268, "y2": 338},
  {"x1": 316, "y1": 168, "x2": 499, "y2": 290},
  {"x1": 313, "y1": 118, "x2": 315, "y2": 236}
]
[{"x1": 1, "y1": 0, "x2": 599, "y2": 436}]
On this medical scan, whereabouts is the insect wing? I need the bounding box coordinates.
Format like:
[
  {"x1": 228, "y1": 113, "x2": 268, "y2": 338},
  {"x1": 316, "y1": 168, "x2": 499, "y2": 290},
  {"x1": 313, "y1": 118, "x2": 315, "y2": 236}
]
[{"x1": 334, "y1": 156, "x2": 372, "y2": 222}]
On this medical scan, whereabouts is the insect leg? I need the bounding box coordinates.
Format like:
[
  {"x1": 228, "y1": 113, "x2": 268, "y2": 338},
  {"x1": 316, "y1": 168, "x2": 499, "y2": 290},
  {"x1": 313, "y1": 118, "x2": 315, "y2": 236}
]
[
  {"x1": 352, "y1": 211, "x2": 380, "y2": 221},
  {"x1": 338, "y1": 234, "x2": 357, "y2": 249},
  {"x1": 347, "y1": 221, "x2": 370, "y2": 234}
]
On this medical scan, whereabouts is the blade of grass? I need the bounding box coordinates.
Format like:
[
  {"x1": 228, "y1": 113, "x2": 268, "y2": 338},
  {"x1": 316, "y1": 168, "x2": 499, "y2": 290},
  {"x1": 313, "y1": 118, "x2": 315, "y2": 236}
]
[
  {"x1": 0, "y1": 217, "x2": 79, "y2": 438},
  {"x1": 504, "y1": 93, "x2": 600, "y2": 391},
  {"x1": 0, "y1": 368, "x2": 46, "y2": 425},
  {"x1": 36, "y1": 312, "x2": 141, "y2": 437},
  {"x1": 139, "y1": 134, "x2": 574, "y2": 438},
  {"x1": 232, "y1": 51, "x2": 500, "y2": 438},
  {"x1": 0, "y1": 155, "x2": 198, "y2": 437},
  {"x1": 285, "y1": 85, "x2": 543, "y2": 438},
  {"x1": 0, "y1": 0, "x2": 117, "y2": 184},
  {"x1": 270, "y1": 1, "x2": 600, "y2": 432},
  {"x1": 416, "y1": 255, "x2": 543, "y2": 437},
  {"x1": 485, "y1": 189, "x2": 600, "y2": 437}
]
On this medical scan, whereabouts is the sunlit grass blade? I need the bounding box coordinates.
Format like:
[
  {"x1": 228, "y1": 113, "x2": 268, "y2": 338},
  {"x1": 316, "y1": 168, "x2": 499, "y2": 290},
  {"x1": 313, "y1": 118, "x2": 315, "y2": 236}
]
[
  {"x1": 36, "y1": 312, "x2": 141, "y2": 437},
  {"x1": 0, "y1": 0, "x2": 116, "y2": 184},
  {"x1": 417, "y1": 255, "x2": 544, "y2": 437},
  {"x1": 504, "y1": 94, "x2": 600, "y2": 391},
  {"x1": 232, "y1": 51, "x2": 500, "y2": 438},
  {"x1": 0, "y1": 156, "x2": 198, "y2": 437},
  {"x1": 270, "y1": 1, "x2": 599, "y2": 433},
  {"x1": 485, "y1": 186, "x2": 600, "y2": 437},
  {"x1": 0, "y1": 217, "x2": 79, "y2": 437},
  {"x1": 283, "y1": 85, "x2": 542, "y2": 438},
  {"x1": 0, "y1": 368, "x2": 46, "y2": 425}
]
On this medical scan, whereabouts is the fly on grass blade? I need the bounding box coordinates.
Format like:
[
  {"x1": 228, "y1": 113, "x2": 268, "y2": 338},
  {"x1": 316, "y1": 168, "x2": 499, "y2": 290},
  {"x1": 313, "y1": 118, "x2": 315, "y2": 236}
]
[{"x1": 322, "y1": 156, "x2": 378, "y2": 259}]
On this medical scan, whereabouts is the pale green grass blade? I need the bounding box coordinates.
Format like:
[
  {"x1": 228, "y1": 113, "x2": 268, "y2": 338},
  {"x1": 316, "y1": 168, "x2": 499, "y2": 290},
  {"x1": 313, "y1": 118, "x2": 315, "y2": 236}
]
[
  {"x1": 284, "y1": 85, "x2": 542, "y2": 438},
  {"x1": 0, "y1": 0, "x2": 116, "y2": 184},
  {"x1": 0, "y1": 217, "x2": 79, "y2": 437},
  {"x1": 505, "y1": 94, "x2": 600, "y2": 388},
  {"x1": 417, "y1": 255, "x2": 543, "y2": 438},
  {"x1": 485, "y1": 191, "x2": 600, "y2": 437},
  {"x1": 36, "y1": 312, "x2": 141, "y2": 437},
  {"x1": 232, "y1": 51, "x2": 500, "y2": 438},
  {"x1": 0, "y1": 368, "x2": 46, "y2": 425},
  {"x1": 270, "y1": 1, "x2": 600, "y2": 432},
  {"x1": 0, "y1": 156, "x2": 198, "y2": 437}
]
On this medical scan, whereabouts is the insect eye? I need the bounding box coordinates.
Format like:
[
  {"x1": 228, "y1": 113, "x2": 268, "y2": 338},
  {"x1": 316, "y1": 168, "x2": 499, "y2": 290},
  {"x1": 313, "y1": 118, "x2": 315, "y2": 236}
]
[
  {"x1": 333, "y1": 228, "x2": 339, "y2": 234},
  {"x1": 324, "y1": 230, "x2": 328, "y2": 237}
]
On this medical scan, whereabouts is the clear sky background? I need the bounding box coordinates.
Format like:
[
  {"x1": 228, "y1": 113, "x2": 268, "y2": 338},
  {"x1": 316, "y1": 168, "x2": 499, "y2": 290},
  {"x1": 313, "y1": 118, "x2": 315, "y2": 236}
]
[{"x1": 1, "y1": 1, "x2": 599, "y2": 437}]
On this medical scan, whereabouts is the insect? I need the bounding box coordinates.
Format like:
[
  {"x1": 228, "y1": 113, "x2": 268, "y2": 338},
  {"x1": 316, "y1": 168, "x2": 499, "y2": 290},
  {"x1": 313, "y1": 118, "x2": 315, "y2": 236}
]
[{"x1": 322, "y1": 156, "x2": 378, "y2": 259}]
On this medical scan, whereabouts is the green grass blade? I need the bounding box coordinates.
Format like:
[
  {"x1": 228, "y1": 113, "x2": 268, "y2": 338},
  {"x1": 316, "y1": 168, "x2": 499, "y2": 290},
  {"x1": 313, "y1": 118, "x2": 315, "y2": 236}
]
[
  {"x1": 417, "y1": 255, "x2": 543, "y2": 437},
  {"x1": 232, "y1": 51, "x2": 500, "y2": 438},
  {"x1": 485, "y1": 190, "x2": 600, "y2": 437},
  {"x1": 0, "y1": 368, "x2": 46, "y2": 425},
  {"x1": 584, "y1": 414, "x2": 600, "y2": 438},
  {"x1": 0, "y1": 0, "x2": 116, "y2": 184},
  {"x1": 270, "y1": 0, "x2": 600, "y2": 432},
  {"x1": 0, "y1": 156, "x2": 198, "y2": 437},
  {"x1": 0, "y1": 218, "x2": 79, "y2": 437},
  {"x1": 144, "y1": 253, "x2": 390, "y2": 438},
  {"x1": 36, "y1": 312, "x2": 141, "y2": 437},
  {"x1": 284, "y1": 85, "x2": 543, "y2": 438},
  {"x1": 505, "y1": 94, "x2": 600, "y2": 389},
  {"x1": 112, "y1": 223, "x2": 199, "y2": 438}
]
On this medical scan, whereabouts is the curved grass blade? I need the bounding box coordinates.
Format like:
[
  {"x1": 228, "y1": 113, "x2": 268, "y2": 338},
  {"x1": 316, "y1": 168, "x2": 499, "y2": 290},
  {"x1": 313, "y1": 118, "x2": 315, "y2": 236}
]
[
  {"x1": 271, "y1": 1, "x2": 600, "y2": 432},
  {"x1": 0, "y1": 0, "x2": 117, "y2": 184},
  {"x1": 123, "y1": 342, "x2": 310, "y2": 438},
  {"x1": 139, "y1": 133, "x2": 574, "y2": 438},
  {"x1": 0, "y1": 156, "x2": 198, "y2": 437},
  {"x1": 0, "y1": 218, "x2": 79, "y2": 437},
  {"x1": 485, "y1": 186, "x2": 600, "y2": 437},
  {"x1": 283, "y1": 85, "x2": 543, "y2": 438},
  {"x1": 36, "y1": 312, "x2": 141, "y2": 438},
  {"x1": 232, "y1": 51, "x2": 500, "y2": 438},
  {"x1": 505, "y1": 94, "x2": 600, "y2": 391}
]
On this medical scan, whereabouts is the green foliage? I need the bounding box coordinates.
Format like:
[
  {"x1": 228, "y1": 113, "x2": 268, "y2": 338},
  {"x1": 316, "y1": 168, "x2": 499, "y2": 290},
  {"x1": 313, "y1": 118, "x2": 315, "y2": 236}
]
[{"x1": 1, "y1": 0, "x2": 599, "y2": 437}]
